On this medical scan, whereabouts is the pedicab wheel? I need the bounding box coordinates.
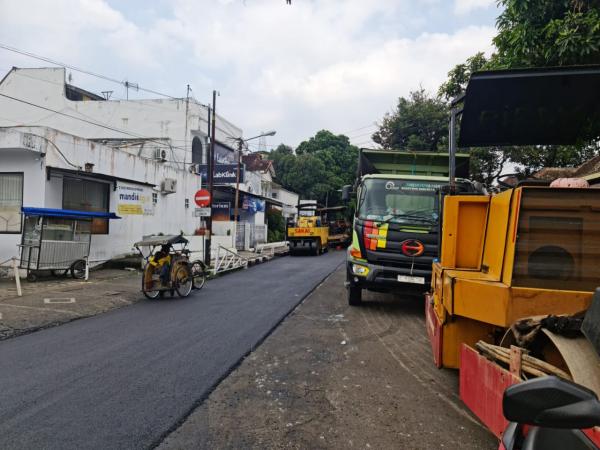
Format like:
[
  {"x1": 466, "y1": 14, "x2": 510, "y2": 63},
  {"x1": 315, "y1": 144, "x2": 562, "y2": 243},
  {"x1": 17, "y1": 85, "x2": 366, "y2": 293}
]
[
  {"x1": 190, "y1": 260, "x2": 206, "y2": 290},
  {"x1": 142, "y1": 263, "x2": 160, "y2": 299},
  {"x1": 174, "y1": 265, "x2": 193, "y2": 298},
  {"x1": 71, "y1": 259, "x2": 86, "y2": 279},
  {"x1": 51, "y1": 269, "x2": 69, "y2": 278},
  {"x1": 26, "y1": 272, "x2": 37, "y2": 282}
]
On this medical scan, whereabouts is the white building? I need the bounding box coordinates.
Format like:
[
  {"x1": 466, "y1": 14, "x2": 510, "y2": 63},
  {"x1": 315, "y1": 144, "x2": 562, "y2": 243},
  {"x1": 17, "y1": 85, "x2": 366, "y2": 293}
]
[
  {"x1": 271, "y1": 183, "x2": 299, "y2": 220},
  {"x1": 0, "y1": 126, "x2": 202, "y2": 266},
  {"x1": 0, "y1": 67, "x2": 250, "y2": 265},
  {"x1": 0, "y1": 67, "x2": 242, "y2": 167}
]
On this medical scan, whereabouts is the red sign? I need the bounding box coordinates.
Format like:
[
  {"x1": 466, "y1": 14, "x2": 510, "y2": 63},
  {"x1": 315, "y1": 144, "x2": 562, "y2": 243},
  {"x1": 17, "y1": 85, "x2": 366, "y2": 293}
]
[{"x1": 194, "y1": 189, "x2": 211, "y2": 207}]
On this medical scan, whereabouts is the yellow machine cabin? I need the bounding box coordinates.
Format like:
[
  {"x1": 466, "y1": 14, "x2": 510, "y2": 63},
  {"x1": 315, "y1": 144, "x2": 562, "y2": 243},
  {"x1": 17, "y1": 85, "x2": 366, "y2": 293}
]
[
  {"x1": 287, "y1": 201, "x2": 329, "y2": 256},
  {"x1": 429, "y1": 186, "x2": 600, "y2": 369}
]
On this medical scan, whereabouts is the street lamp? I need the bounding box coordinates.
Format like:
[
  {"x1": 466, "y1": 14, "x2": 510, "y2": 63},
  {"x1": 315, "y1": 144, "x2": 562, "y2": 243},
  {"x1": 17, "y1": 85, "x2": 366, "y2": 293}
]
[{"x1": 233, "y1": 130, "x2": 276, "y2": 239}]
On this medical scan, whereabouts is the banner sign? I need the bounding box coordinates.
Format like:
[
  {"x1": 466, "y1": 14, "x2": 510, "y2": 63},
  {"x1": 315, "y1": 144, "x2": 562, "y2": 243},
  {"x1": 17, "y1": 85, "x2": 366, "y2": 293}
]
[
  {"x1": 212, "y1": 202, "x2": 231, "y2": 221},
  {"x1": 116, "y1": 184, "x2": 153, "y2": 215},
  {"x1": 196, "y1": 164, "x2": 244, "y2": 185},
  {"x1": 242, "y1": 195, "x2": 265, "y2": 214}
]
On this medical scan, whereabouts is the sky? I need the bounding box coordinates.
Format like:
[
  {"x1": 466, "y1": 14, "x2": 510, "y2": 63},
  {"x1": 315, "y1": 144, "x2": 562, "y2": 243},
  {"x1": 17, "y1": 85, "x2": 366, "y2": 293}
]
[{"x1": 0, "y1": 0, "x2": 500, "y2": 151}]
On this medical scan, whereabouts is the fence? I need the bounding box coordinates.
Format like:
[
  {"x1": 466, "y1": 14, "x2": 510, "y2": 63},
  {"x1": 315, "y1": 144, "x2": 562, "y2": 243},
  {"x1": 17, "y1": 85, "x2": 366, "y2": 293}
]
[{"x1": 235, "y1": 223, "x2": 268, "y2": 250}]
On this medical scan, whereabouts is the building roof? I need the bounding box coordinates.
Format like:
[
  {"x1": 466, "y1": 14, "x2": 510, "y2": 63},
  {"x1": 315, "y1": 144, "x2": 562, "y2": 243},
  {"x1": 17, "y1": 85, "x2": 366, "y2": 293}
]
[
  {"x1": 242, "y1": 153, "x2": 276, "y2": 180},
  {"x1": 574, "y1": 155, "x2": 600, "y2": 178},
  {"x1": 533, "y1": 155, "x2": 600, "y2": 182},
  {"x1": 242, "y1": 153, "x2": 273, "y2": 173}
]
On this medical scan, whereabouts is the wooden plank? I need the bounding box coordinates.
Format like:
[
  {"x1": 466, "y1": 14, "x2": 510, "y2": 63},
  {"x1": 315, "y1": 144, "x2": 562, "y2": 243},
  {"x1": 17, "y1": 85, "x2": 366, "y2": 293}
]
[{"x1": 509, "y1": 345, "x2": 522, "y2": 378}]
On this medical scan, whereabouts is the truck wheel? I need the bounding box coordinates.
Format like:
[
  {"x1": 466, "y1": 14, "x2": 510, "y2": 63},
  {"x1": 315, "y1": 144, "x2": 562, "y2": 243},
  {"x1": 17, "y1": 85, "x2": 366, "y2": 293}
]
[{"x1": 348, "y1": 284, "x2": 362, "y2": 306}]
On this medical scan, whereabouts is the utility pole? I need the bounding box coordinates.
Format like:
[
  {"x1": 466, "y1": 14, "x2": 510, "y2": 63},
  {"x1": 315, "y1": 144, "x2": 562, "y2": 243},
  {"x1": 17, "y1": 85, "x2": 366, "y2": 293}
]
[
  {"x1": 205, "y1": 90, "x2": 217, "y2": 266},
  {"x1": 234, "y1": 139, "x2": 244, "y2": 231},
  {"x1": 184, "y1": 84, "x2": 190, "y2": 166}
]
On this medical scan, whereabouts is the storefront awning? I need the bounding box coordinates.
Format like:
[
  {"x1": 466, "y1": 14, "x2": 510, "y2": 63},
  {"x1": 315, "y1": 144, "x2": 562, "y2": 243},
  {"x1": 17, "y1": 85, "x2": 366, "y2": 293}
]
[
  {"x1": 214, "y1": 185, "x2": 285, "y2": 207},
  {"x1": 22, "y1": 207, "x2": 121, "y2": 220}
]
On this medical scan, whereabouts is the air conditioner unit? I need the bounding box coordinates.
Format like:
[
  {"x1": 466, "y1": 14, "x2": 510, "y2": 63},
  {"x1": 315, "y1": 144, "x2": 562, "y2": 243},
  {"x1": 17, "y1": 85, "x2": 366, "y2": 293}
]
[
  {"x1": 161, "y1": 178, "x2": 177, "y2": 194},
  {"x1": 154, "y1": 148, "x2": 167, "y2": 162}
]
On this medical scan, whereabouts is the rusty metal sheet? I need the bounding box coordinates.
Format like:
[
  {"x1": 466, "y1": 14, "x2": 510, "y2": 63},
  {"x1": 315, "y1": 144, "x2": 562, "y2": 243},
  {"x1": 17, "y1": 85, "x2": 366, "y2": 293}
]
[{"x1": 541, "y1": 329, "x2": 600, "y2": 398}]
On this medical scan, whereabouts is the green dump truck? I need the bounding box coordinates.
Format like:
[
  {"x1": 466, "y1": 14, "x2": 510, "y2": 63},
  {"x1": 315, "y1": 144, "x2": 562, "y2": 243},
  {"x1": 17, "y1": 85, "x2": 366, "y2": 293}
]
[{"x1": 343, "y1": 150, "x2": 474, "y2": 305}]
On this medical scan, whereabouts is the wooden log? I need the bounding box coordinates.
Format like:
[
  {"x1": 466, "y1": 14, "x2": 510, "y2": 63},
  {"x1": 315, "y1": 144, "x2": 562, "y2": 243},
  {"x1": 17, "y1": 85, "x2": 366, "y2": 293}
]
[{"x1": 475, "y1": 341, "x2": 572, "y2": 380}]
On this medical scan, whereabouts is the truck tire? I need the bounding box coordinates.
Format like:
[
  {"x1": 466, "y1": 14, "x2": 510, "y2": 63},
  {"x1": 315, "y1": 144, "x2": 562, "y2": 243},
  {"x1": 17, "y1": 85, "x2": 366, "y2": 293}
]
[
  {"x1": 314, "y1": 240, "x2": 322, "y2": 256},
  {"x1": 348, "y1": 284, "x2": 362, "y2": 306}
]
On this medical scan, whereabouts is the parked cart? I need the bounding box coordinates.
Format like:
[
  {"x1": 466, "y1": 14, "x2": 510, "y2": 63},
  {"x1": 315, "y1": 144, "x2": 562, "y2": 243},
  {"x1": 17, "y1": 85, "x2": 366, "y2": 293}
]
[
  {"x1": 134, "y1": 235, "x2": 208, "y2": 299},
  {"x1": 19, "y1": 207, "x2": 120, "y2": 282}
]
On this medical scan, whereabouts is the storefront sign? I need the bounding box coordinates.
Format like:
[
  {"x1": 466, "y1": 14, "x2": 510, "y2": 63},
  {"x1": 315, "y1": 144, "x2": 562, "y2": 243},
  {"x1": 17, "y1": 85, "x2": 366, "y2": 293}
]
[
  {"x1": 117, "y1": 184, "x2": 153, "y2": 215},
  {"x1": 196, "y1": 164, "x2": 244, "y2": 185},
  {"x1": 212, "y1": 202, "x2": 231, "y2": 221},
  {"x1": 242, "y1": 195, "x2": 265, "y2": 214}
]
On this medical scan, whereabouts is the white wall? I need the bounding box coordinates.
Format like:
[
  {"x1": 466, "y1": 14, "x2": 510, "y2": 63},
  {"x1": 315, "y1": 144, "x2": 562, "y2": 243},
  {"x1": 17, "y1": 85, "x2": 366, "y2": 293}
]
[
  {"x1": 0, "y1": 149, "x2": 46, "y2": 260},
  {"x1": 0, "y1": 127, "x2": 204, "y2": 265},
  {"x1": 0, "y1": 67, "x2": 242, "y2": 170},
  {"x1": 272, "y1": 185, "x2": 299, "y2": 218}
]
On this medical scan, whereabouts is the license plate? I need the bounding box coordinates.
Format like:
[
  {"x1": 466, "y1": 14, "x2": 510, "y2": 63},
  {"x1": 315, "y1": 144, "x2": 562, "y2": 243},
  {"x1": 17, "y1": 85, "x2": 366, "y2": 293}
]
[{"x1": 397, "y1": 275, "x2": 425, "y2": 284}]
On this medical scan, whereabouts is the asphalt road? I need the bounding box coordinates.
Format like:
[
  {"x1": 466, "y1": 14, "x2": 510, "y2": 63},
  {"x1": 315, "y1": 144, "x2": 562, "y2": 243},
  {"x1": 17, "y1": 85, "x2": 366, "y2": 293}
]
[{"x1": 0, "y1": 251, "x2": 344, "y2": 450}]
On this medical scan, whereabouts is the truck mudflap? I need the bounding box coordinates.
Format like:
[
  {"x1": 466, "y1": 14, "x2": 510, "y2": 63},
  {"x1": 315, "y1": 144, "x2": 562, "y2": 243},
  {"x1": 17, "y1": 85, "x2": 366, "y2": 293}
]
[{"x1": 459, "y1": 344, "x2": 600, "y2": 446}]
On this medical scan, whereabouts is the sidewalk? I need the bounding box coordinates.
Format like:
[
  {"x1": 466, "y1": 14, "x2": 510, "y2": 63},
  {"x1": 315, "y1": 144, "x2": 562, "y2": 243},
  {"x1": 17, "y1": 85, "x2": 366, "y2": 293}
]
[{"x1": 0, "y1": 269, "x2": 141, "y2": 340}]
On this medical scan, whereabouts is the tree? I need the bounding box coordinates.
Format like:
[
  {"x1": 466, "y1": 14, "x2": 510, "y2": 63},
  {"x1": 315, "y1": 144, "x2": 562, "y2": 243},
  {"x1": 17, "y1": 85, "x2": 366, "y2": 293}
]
[
  {"x1": 436, "y1": 1, "x2": 600, "y2": 182},
  {"x1": 438, "y1": 52, "x2": 488, "y2": 101},
  {"x1": 372, "y1": 89, "x2": 448, "y2": 151},
  {"x1": 269, "y1": 130, "x2": 359, "y2": 205},
  {"x1": 493, "y1": 0, "x2": 600, "y2": 68}
]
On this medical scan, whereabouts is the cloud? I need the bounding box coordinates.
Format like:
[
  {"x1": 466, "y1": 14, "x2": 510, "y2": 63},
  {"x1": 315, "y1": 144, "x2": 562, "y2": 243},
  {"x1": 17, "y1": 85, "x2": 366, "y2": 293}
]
[
  {"x1": 454, "y1": 0, "x2": 495, "y2": 15},
  {"x1": 0, "y1": 0, "x2": 496, "y2": 147}
]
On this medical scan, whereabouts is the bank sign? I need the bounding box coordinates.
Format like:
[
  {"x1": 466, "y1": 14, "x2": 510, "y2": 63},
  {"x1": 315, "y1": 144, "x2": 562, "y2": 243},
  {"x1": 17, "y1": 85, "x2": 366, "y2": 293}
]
[
  {"x1": 196, "y1": 164, "x2": 244, "y2": 185},
  {"x1": 116, "y1": 184, "x2": 154, "y2": 215}
]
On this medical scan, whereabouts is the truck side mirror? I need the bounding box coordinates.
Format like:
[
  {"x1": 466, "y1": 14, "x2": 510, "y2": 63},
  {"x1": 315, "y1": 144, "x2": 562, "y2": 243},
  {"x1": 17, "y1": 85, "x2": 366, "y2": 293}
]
[{"x1": 341, "y1": 185, "x2": 352, "y2": 203}]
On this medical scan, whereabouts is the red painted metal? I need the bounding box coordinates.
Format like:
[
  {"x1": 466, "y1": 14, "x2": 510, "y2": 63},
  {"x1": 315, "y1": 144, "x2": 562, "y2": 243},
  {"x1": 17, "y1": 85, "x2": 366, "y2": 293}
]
[
  {"x1": 584, "y1": 427, "x2": 600, "y2": 446},
  {"x1": 425, "y1": 293, "x2": 443, "y2": 368},
  {"x1": 459, "y1": 344, "x2": 520, "y2": 439}
]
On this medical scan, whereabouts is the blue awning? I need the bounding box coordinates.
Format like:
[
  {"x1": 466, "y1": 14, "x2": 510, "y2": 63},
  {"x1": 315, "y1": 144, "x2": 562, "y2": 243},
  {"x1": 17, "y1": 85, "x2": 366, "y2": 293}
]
[{"x1": 22, "y1": 207, "x2": 121, "y2": 220}]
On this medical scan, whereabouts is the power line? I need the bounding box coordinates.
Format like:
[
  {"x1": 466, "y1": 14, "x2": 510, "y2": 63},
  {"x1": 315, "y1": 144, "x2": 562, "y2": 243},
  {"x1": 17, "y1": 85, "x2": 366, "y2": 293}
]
[
  {"x1": 0, "y1": 92, "x2": 191, "y2": 154},
  {"x1": 339, "y1": 123, "x2": 377, "y2": 136},
  {"x1": 0, "y1": 42, "x2": 207, "y2": 105}
]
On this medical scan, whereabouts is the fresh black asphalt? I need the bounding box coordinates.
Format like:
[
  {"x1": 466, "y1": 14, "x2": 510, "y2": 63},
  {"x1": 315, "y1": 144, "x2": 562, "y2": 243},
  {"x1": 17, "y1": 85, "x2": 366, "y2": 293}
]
[{"x1": 0, "y1": 251, "x2": 344, "y2": 450}]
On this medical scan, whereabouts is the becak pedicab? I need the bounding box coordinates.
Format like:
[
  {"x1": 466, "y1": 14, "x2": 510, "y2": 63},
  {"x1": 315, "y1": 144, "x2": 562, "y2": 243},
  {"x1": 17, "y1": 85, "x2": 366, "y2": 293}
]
[{"x1": 134, "y1": 235, "x2": 207, "y2": 299}]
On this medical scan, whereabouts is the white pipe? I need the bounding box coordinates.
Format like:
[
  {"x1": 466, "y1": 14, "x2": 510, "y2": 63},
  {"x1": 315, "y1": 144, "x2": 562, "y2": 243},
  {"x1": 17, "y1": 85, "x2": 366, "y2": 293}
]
[{"x1": 12, "y1": 257, "x2": 22, "y2": 297}]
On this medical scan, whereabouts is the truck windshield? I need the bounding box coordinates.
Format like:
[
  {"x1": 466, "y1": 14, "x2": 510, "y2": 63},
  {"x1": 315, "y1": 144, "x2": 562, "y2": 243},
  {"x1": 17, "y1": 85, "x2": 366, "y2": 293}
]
[{"x1": 357, "y1": 178, "x2": 443, "y2": 225}]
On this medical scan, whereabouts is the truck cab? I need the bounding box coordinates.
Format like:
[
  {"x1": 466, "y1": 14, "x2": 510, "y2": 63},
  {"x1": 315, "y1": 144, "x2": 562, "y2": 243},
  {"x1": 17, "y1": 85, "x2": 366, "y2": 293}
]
[{"x1": 345, "y1": 150, "x2": 473, "y2": 305}]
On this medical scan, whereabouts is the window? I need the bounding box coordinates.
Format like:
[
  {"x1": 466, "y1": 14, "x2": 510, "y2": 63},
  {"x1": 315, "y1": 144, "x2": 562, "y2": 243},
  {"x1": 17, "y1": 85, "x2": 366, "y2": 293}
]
[
  {"x1": 63, "y1": 177, "x2": 110, "y2": 234},
  {"x1": 152, "y1": 192, "x2": 158, "y2": 204},
  {"x1": 0, "y1": 173, "x2": 23, "y2": 233},
  {"x1": 192, "y1": 136, "x2": 203, "y2": 165}
]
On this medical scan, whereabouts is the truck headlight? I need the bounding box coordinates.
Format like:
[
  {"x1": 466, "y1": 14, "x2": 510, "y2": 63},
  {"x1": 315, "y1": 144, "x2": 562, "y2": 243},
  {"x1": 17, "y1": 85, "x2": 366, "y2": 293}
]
[{"x1": 352, "y1": 264, "x2": 369, "y2": 276}]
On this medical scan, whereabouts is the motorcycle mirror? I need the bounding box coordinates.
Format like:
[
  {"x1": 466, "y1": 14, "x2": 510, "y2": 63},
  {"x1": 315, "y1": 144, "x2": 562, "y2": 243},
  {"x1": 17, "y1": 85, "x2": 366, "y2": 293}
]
[{"x1": 503, "y1": 376, "x2": 600, "y2": 429}]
